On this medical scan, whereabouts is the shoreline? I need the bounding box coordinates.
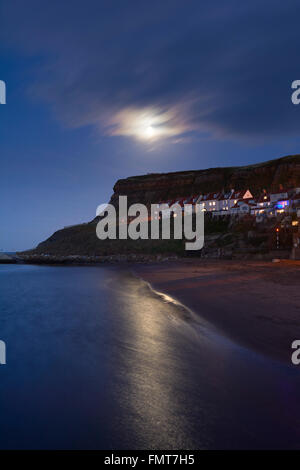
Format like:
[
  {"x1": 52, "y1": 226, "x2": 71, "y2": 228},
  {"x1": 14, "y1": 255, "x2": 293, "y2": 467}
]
[
  {"x1": 133, "y1": 259, "x2": 300, "y2": 364},
  {"x1": 3, "y1": 256, "x2": 300, "y2": 364},
  {"x1": 13, "y1": 253, "x2": 181, "y2": 265}
]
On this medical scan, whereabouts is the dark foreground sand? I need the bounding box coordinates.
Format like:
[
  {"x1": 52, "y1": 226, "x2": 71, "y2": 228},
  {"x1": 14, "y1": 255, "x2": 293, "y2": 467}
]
[{"x1": 135, "y1": 260, "x2": 300, "y2": 363}]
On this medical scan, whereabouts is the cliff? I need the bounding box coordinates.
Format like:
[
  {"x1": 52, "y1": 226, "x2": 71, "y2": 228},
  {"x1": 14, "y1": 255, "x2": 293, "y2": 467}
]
[
  {"x1": 111, "y1": 154, "x2": 300, "y2": 207},
  {"x1": 19, "y1": 154, "x2": 300, "y2": 259}
]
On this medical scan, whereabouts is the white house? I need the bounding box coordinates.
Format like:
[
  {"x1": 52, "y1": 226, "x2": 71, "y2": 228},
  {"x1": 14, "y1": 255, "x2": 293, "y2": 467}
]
[
  {"x1": 270, "y1": 189, "x2": 289, "y2": 203},
  {"x1": 274, "y1": 199, "x2": 290, "y2": 216},
  {"x1": 229, "y1": 189, "x2": 253, "y2": 208},
  {"x1": 197, "y1": 192, "x2": 220, "y2": 212},
  {"x1": 214, "y1": 189, "x2": 253, "y2": 215},
  {"x1": 231, "y1": 199, "x2": 256, "y2": 216},
  {"x1": 251, "y1": 193, "x2": 272, "y2": 216},
  {"x1": 218, "y1": 190, "x2": 234, "y2": 213}
]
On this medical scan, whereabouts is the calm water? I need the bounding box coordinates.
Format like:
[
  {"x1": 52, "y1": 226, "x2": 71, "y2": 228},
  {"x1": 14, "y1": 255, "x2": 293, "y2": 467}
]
[{"x1": 0, "y1": 264, "x2": 300, "y2": 449}]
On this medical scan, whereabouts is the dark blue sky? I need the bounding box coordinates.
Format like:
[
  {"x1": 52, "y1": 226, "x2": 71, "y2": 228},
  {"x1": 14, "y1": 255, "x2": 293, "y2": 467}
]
[{"x1": 1, "y1": 0, "x2": 300, "y2": 250}]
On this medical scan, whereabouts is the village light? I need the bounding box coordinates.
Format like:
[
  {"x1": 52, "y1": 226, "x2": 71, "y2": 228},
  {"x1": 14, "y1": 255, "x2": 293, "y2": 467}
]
[
  {"x1": 292, "y1": 220, "x2": 299, "y2": 226},
  {"x1": 276, "y1": 227, "x2": 280, "y2": 249}
]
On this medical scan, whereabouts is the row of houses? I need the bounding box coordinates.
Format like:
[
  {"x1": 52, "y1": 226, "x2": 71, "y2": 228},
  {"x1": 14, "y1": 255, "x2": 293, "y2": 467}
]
[{"x1": 155, "y1": 187, "x2": 300, "y2": 220}]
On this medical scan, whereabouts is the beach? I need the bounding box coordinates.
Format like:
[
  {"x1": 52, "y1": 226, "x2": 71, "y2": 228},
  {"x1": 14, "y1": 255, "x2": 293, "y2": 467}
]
[
  {"x1": 1, "y1": 262, "x2": 300, "y2": 448},
  {"x1": 135, "y1": 260, "x2": 300, "y2": 363}
]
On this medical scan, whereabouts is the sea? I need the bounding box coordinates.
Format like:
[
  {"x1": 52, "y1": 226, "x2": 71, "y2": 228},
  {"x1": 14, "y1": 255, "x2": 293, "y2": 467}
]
[{"x1": 0, "y1": 263, "x2": 300, "y2": 449}]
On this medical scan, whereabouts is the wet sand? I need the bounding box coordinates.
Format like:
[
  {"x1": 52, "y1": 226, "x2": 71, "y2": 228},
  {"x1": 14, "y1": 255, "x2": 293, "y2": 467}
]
[{"x1": 134, "y1": 260, "x2": 300, "y2": 363}]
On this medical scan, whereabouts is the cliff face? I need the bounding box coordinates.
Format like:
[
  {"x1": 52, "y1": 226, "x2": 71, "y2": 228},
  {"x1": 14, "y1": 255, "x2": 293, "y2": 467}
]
[
  {"x1": 111, "y1": 154, "x2": 300, "y2": 206},
  {"x1": 20, "y1": 154, "x2": 300, "y2": 257}
]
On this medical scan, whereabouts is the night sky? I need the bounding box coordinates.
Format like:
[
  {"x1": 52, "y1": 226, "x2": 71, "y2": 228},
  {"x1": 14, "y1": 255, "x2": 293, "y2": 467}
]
[{"x1": 1, "y1": 0, "x2": 300, "y2": 250}]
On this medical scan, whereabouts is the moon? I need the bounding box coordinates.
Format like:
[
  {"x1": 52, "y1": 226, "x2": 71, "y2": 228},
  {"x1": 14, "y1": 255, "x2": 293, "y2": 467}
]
[{"x1": 144, "y1": 125, "x2": 155, "y2": 139}]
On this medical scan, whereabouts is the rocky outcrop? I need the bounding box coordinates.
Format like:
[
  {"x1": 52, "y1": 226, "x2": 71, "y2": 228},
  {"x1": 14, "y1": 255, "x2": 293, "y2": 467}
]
[
  {"x1": 18, "y1": 253, "x2": 179, "y2": 264},
  {"x1": 0, "y1": 253, "x2": 16, "y2": 263},
  {"x1": 111, "y1": 154, "x2": 300, "y2": 207}
]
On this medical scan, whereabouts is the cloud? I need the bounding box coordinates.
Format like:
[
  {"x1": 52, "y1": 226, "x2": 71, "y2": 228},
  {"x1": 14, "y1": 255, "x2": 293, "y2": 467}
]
[{"x1": 3, "y1": 0, "x2": 300, "y2": 142}]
